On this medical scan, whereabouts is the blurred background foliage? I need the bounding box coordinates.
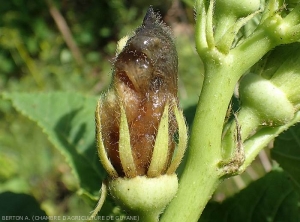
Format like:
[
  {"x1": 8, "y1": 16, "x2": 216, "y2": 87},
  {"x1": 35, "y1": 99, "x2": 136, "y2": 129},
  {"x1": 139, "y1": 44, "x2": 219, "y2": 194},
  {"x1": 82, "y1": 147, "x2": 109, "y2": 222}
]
[{"x1": 0, "y1": 0, "x2": 271, "y2": 220}]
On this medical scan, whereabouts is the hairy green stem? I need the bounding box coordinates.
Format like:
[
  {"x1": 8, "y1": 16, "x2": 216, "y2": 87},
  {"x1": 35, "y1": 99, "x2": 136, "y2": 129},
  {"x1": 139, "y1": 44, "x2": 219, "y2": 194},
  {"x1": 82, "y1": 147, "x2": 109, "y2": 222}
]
[
  {"x1": 161, "y1": 64, "x2": 235, "y2": 221},
  {"x1": 161, "y1": 8, "x2": 280, "y2": 222}
]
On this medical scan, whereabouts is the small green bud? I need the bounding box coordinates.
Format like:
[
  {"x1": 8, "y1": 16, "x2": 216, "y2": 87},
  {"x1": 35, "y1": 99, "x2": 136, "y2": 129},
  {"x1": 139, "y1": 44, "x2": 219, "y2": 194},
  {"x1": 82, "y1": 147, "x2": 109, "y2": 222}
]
[
  {"x1": 239, "y1": 73, "x2": 295, "y2": 125},
  {"x1": 263, "y1": 44, "x2": 300, "y2": 108},
  {"x1": 215, "y1": 0, "x2": 260, "y2": 17},
  {"x1": 212, "y1": 0, "x2": 261, "y2": 53}
]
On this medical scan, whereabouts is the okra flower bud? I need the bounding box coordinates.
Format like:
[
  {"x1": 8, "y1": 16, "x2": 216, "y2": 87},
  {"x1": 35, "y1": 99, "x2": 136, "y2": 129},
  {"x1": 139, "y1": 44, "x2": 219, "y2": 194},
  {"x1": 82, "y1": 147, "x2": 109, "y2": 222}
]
[
  {"x1": 239, "y1": 44, "x2": 300, "y2": 125},
  {"x1": 211, "y1": 0, "x2": 260, "y2": 47},
  {"x1": 95, "y1": 7, "x2": 187, "y2": 219},
  {"x1": 215, "y1": 0, "x2": 260, "y2": 18},
  {"x1": 239, "y1": 73, "x2": 295, "y2": 125}
]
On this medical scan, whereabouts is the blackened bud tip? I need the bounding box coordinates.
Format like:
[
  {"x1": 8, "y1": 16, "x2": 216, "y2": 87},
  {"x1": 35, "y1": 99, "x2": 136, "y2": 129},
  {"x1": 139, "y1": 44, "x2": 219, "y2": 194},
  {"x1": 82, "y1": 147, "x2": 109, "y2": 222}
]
[{"x1": 143, "y1": 6, "x2": 161, "y2": 26}]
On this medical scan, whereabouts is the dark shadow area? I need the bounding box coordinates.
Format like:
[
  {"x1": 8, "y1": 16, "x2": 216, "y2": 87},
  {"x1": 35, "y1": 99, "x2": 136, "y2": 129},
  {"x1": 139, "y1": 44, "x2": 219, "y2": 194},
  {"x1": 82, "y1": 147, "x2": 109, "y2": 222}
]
[
  {"x1": 0, "y1": 191, "x2": 48, "y2": 219},
  {"x1": 183, "y1": 104, "x2": 197, "y2": 130},
  {"x1": 54, "y1": 108, "x2": 105, "y2": 195},
  {"x1": 54, "y1": 107, "x2": 129, "y2": 214}
]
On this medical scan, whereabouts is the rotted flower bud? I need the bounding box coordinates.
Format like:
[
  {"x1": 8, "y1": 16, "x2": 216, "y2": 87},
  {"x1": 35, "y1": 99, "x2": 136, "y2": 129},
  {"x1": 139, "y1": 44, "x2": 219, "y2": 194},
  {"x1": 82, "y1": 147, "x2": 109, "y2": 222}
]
[
  {"x1": 95, "y1": 7, "x2": 187, "y2": 218},
  {"x1": 96, "y1": 6, "x2": 187, "y2": 178}
]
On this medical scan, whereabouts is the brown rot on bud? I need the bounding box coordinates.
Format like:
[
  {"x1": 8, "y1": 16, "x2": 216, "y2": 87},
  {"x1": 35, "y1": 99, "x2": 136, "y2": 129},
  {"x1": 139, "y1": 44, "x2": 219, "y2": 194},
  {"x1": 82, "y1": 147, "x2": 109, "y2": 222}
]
[
  {"x1": 92, "y1": 7, "x2": 188, "y2": 220},
  {"x1": 95, "y1": 7, "x2": 187, "y2": 178}
]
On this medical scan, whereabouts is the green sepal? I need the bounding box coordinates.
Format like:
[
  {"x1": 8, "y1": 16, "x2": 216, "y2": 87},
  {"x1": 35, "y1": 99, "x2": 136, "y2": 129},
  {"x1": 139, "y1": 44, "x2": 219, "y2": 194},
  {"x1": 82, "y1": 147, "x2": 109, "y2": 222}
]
[
  {"x1": 119, "y1": 103, "x2": 137, "y2": 178},
  {"x1": 206, "y1": 0, "x2": 215, "y2": 49},
  {"x1": 217, "y1": 10, "x2": 261, "y2": 54},
  {"x1": 147, "y1": 102, "x2": 169, "y2": 177},
  {"x1": 95, "y1": 99, "x2": 118, "y2": 178},
  {"x1": 167, "y1": 103, "x2": 188, "y2": 174}
]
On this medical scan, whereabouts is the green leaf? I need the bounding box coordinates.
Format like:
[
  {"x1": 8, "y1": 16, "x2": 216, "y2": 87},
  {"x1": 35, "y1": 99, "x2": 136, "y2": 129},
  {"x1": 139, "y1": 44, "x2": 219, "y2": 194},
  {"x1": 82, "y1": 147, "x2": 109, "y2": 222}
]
[
  {"x1": 2, "y1": 92, "x2": 105, "y2": 198},
  {"x1": 0, "y1": 191, "x2": 48, "y2": 219},
  {"x1": 272, "y1": 123, "x2": 300, "y2": 193},
  {"x1": 200, "y1": 170, "x2": 300, "y2": 222}
]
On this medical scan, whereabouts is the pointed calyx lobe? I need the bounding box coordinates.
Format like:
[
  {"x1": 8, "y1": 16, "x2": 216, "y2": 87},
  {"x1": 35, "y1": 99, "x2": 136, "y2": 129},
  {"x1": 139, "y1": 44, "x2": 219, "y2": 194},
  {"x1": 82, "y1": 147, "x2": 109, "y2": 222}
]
[{"x1": 100, "y1": 7, "x2": 178, "y2": 176}]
